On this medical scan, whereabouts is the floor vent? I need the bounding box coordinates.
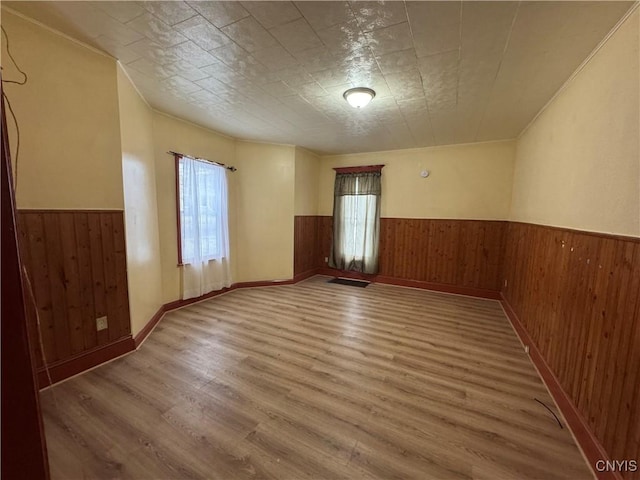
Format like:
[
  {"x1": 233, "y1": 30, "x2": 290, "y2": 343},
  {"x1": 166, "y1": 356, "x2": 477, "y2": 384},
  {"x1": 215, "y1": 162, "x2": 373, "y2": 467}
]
[{"x1": 328, "y1": 277, "x2": 370, "y2": 288}]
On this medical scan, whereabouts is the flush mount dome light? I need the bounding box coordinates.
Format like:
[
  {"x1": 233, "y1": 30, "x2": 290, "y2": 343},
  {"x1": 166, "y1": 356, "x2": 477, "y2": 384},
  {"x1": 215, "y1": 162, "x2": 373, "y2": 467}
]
[{"x1": 343, "y1": 87, "x2": 376, "y2": 108}]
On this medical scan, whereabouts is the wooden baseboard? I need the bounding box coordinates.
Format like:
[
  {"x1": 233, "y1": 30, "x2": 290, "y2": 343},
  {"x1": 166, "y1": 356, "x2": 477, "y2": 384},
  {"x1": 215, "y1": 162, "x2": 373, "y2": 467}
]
[
  {"x1": 376, "y1": 275, "x2": 501, "y2": 299},
  {"x1": 317, "y1": 267, "x2": 375, "y2": 281},
  {"x1": 293, "y1": 269, "x2": 319, "y2": 283},
  {"x1": 233, "y1": 279, "x2": 294, "y2": 289},
  {"x1": 500, "y1": 295, "x2": 621, "y2": 480},
  {"x1": 37, "y1": 336, "x2": 134, "y2": 388},
  {"x1": 133, "y1": 307, "x2": 165, "y2": 349},
  {"x1": 317, "y1": 267, "x2": 501, "y2": 300},
  {"x1": 163, "y1": 278, "x2": 296, "y2": 312},
  {"x1": 161, "y1": 271, "x2": 500, "y2": 321},
  {"x1": 163, "y1": 286, "x2": 234, "y2": 311}
]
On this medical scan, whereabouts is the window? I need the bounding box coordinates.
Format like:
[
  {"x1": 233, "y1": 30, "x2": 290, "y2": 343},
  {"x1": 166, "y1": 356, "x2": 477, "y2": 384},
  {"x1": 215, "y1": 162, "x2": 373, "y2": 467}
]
[
  {"x1": 176, "y1": 155, "x2": 229, "y2": 265},
  {"x1": 341, "y1": 178, "x2": 377, "y2": 259},
  {"x1": 329, "y1": 167, "x2": 383, "y2": 274}
]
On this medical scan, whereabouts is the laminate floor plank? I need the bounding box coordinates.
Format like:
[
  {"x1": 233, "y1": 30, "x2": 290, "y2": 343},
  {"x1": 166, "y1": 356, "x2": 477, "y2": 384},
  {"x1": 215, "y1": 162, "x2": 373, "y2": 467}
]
[{"x1": 40, "y1": 276, "x2": 593, "y2": 479}]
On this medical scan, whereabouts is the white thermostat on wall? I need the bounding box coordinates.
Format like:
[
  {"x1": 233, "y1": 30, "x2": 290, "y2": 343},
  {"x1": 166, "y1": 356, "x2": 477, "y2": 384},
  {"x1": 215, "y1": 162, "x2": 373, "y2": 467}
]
[{"x1": 420, "y1": 170, "x2": 430, "y2": 178}]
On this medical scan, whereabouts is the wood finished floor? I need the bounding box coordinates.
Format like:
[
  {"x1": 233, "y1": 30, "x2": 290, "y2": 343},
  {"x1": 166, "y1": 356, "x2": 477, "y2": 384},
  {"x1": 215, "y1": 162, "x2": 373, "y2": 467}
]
[{"x1": 40, "y1": 276, "x2": 593, "y2": 480}]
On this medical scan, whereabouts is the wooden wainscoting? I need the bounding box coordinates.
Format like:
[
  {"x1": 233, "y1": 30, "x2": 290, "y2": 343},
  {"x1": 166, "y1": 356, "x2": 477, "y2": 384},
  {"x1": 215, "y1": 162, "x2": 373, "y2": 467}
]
[
  {"x1": 502, "y1": 222, "x2": 640, "y2": 480},
  {"x1": 293, "y1": 215, "x2": 323, "y2": 278},
  {"x1": 296, "y1": 216, "x2": 507, "y2": 294},
  {"x1": 378, "y1": 218, "x2": 507, "y2": 291},
  {"x1": 17, "y1": 210, "x2": 133, "y2": 386}
]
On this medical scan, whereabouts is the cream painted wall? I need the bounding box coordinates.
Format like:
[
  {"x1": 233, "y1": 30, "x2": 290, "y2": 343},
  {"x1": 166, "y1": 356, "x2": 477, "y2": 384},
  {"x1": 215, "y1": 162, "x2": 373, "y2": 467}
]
[
  {"x1": 1, "y1": 10, "x2": 124, "y2": 209},
  {"x1": 318, "y1": 141, "x2": 516, "y2": 219},
  {"x1": 511, "y1": 10, "x2": 640, "y2": 237},
  {"x1": 235, "y1": 141, "x2": 295, "y2": 282},
  {"x1": 117, "y1": 65, "x2": 163, "y2": 336},
  {"x1": 294, "y1": 147, "x2": 320, "y2": 215},
  {"x1": 152, "y1": 112, "x2": 237, "y2": 303}
]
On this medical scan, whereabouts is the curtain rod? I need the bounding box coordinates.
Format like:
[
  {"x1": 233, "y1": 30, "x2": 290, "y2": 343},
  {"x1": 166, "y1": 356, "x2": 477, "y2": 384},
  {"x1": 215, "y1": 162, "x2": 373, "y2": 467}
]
[
  {"x1": 333, "y1": 164, "x2": 384, "y2": 174},
  {"x1": 168, "y1": 151, "x2": 237, "y2": 172}
]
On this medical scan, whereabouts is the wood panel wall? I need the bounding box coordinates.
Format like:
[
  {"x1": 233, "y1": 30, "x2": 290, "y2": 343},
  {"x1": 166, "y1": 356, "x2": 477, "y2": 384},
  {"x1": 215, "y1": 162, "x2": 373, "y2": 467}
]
[
  {"x1": 294, "y1": 216, "x2": 507, "y2": 292},
  {"x1": 17, "y1": 210, "x2": 131, "y2": 369},
  {"x1": 293, "y1": 216, "x2": 323, "y2": 277},
  {"x1": 377, "y1": 218, "x2": 506, "y2": 291},
  {"x1": 502, "y1": 222, "x2": 640, "y2": 479}
]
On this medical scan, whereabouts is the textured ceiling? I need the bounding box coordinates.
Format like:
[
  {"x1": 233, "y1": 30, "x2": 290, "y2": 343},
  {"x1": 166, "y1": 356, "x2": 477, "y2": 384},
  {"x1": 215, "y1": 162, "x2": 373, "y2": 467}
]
[{"x1": 3, "y1": 1, "x2": 634, "y2": 154}]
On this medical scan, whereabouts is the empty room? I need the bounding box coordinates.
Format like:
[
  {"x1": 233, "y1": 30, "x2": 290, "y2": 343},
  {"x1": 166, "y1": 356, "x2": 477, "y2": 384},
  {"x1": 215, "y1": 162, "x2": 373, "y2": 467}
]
[{"x1": 1, "y1": 1, "x2": 639, "y2": 479}]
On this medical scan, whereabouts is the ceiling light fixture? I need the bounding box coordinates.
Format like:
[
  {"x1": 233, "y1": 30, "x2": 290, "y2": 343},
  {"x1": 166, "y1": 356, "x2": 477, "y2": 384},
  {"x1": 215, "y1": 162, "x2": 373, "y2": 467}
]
[{"x1": 343, "y1": 87, "x2": 376, "y2": 108}]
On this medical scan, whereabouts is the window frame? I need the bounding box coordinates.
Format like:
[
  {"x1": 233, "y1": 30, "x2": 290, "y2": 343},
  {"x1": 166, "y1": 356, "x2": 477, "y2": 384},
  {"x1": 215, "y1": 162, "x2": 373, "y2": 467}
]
[
  {"x1": 175, "y1": 153, "x2": 226, "y2": 266},
  {"x1": 175, "y1": 152, "x2": 234, "y2": 267},
  {"x1": 330, "y1": 164, "x2": 384, "y2": 274}
]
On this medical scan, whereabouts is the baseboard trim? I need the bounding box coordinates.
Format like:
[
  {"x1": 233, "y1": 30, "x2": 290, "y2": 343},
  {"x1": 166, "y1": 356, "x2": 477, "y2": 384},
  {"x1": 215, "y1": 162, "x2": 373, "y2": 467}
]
[
  {"x1": 133, "y1": 307, "x2": 165, "y2": 349},
  {"x1": 37, "y1": 336, "x2": 134, "y2": 388},
  {"x1": 317, "y1": 267, "x2": 501, "y2": 300},
  {"x1": 233, "y1": 279, "x2": 294, "y2": 289},
  {"x1": 500, "y1": 295, "x2": 621, "y2": 480},
  {"x1": 317, "y1": 267, "x2": 374, "y2": 281},
  {"x1": 163, "y1": 278, "x2": 297, "y2": 313},
  {"x1": 163, "y1": 286, "x2": 234, "y2": 311},
  {"x1": 376, "y1": 275, "x2": 501, "y2": 299},
  {"x1": 293, "y1": 269, "x2": 319, "y2": 283}
]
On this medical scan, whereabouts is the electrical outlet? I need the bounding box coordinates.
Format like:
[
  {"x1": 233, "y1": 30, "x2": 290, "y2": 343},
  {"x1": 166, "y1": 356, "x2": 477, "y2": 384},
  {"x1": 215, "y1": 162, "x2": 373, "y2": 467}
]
[
  {"x1": 324, "y1": 257, "x2": 329, "y2": 263},
  {"x1": 524, "y1": 345, "x2": 530, "y2": 354},
  {"x1": 504, "y1": 279, "x2": 508, "y2": 287},
  {"x1": 96, "y1": 316, "x2": 108, "y2": 331}
]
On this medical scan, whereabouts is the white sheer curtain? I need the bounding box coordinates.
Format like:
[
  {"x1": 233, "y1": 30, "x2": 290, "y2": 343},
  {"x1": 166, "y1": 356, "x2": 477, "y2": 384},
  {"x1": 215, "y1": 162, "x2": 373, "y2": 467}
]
[
  {"x1": 179, "y1": 156, "x2": 231, "y2": 299},
  {"x1": 342, "y1": 187, "x2": 378, "y2": 263},
  {"x1": 329, "y1": 172, "x2": 381, "y2": 274}
]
